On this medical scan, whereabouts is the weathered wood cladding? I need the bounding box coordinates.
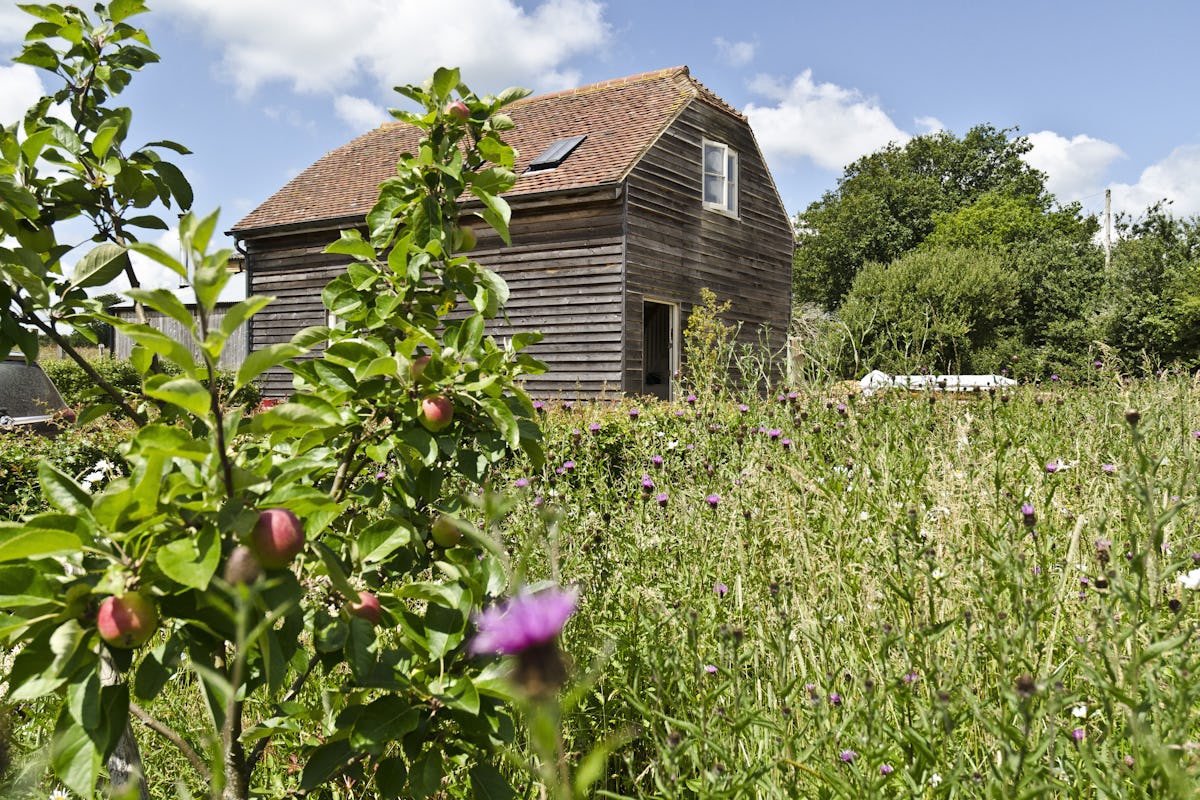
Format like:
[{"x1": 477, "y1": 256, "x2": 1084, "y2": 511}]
[
  {"x1": 623, "y1": 101, "x2": 795, "y2": 395},
  {"x1": 113, "y1": 304, "x2": 246, "y2": 370},
  {"x1": 466, "y1": 192, "x2": 626, "y2": 398},
  {"x1": 243, "y1": 194, "x2": 626, "y2": 399},
  {"x1": 242, "y1": 228, "x2": 346, "y2": 397}
]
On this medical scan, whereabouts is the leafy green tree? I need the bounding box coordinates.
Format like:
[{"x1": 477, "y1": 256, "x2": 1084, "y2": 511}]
[
  {"x1": 793, "y1": 125, "x2": 1072, "y2": 309},
  {"x1": 835, "y1": 247, "x2": 1018, "y2": 374},
  {"x1": 1101, "y1": 204, "x2": 1200, "y2": 371},
  {"x1": 1, "y1": 5, "x2": 551, "y2": 800},
  {"x1": 923, "y1": 192, "x2": 1097, "y2": 253}
]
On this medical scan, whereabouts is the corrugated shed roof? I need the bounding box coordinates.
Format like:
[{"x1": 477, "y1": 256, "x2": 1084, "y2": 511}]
[{"x1": 232, "y1": 66, "x2": 741, "y2": 234}]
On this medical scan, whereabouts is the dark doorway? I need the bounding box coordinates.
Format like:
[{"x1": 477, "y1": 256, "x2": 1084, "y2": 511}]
[{"x1": 643, "y1": 300, "x2": 676, "y2": 400}]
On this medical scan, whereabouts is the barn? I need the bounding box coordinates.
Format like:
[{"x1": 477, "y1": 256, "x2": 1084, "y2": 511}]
[{"x1": 230, "y1": 66, "x2": 795, "y2": 400}]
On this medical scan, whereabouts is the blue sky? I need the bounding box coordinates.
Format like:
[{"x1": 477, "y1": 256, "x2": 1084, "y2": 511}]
[{"x1": 2, "y1": 0, "x2": 1199, "y2": 272}]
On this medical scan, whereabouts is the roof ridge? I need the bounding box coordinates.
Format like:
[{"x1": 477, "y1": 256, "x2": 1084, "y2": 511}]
[{"x1": 510, "y1": 65, "x2": 690, "y2": 105}]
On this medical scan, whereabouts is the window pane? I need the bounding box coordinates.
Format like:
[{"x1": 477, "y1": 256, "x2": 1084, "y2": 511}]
[
  {"x1": 704, "y1": 174, "x2": 724, "y2": 205},
  {"x1": 704, "y1": 144, "x2": 725, "y2": 174}
]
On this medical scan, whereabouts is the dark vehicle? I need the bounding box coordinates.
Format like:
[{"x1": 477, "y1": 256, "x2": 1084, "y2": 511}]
[{"x1": 0, "y1": 354, "x2": 75, "y2": 434}]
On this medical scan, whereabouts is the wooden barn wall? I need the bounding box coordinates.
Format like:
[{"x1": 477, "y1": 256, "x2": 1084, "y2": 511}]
[
  {"x1": 242, "y1": 229, "x2": 348, "y2": 398},
  {"x1": 242, "y1": 194, "x2": 625, "y2": 400},
  {"x1": 466, "y1": 193, "x2": 625, "y2": 399},
  {"x1": 113, "y1": 304, "x2": 246, "y2": 370},
  {"x1": 623, "y1": 101, "x2": 795, "y2": 395}
]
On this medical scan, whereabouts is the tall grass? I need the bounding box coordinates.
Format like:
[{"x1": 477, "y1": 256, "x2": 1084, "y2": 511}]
[{"x1": 502, "y1": 375, "x2": 1200, "y2": 798}]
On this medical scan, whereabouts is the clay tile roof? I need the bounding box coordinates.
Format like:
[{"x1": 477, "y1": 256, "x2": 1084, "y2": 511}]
[{"x1": 233, "y1": 66, "x2": 739, "y2": 234}]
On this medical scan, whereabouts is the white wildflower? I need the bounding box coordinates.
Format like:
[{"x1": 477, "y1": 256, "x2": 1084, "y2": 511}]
[
  {"x1": 1177, "y1": 568, "x2": 1200, "y2": 591},
  {"x1": 50, "y1": 789, "x2": 71, "y2": 800},
  {"x1": 1072, "y1": 704, "x2": 1088, "y2": 718},
  {"x1": 930, "y1": 773, "x2": 942, "y2": 787}
]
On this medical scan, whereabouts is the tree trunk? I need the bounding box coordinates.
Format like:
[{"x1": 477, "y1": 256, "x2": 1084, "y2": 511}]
[{"x1": 100, "y1": 653, "x2": 150, "y2": 800}]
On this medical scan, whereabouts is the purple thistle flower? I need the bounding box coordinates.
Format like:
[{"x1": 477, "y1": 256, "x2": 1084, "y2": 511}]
[
  {"x1": 629, "y1": 408, "x2": 640, "y2": 420},
  {"x1": 1045, "y1": 460, "x2": 1059, "y2": 474},
  {"x1": 787, "y1": 391, "x2": 799, "y2": 402},
  {"x1": 777, "y1": 394, "x2": 786, "y2": 403},
  {"x1": 880, "y1": 763, "x2": 894, "y2": 776},
  {"x1": 780, "y1": 438, "x2": 791, "y2": 450},
  {"x1": 571, "y1": 428, "x2": 582, "y2": 443},
  {"x1": 768, "y1": 428, "x2": 782, "y2": 440},
  {"x1": 1050, "y1": 374, "x2": 1060, "y2": 382},
  {"x1": 1094, "y1": 360, "x2": 1103, "y2": 368},
  {"x1": 588, "y1": 422, "x2": 601, "y2": 433},
  {"x1": 469, "y1": 586, "x2": 579, "y2": 656},
  {"x1": 839, "y1": 749, "x2": 857, "y2": 763},
  {"x1": 704, "y1": 664, "x2": 718, "y2": 674},
  {"x1": 1021, "y1": 502, "x2": 1036, "y2": 527},
  {"x1": 674, "y1": 409, "x2": 685, "y2": 417},
  {"x1": 902, "y1": 671, "x2": 919, "y2": 685},
  {"x1": 738, "y1": 404, "x2": 750, "y2": 413},
  {"x1": 641, "y1": 475, "x2": 655, "y2": 492},
  {"x1": 533, "y1": 400, "x2": 545, "y2": 412},
  {"x1": 656, "y1": 492, "x2": 669, "y2": 507},
  {"x1": 686, "y1": 394, "x2": 697, "y2": 405},
  {"x1": 651, "y1": 454, "x2": 664, "y2": 468},
  {"x1": 829, "y1": 692, "x2": 842, "y2": 706},
  {"x1": 533, "y1": 495, "x2": 544, "y2": 507},
  {"x1": 514, "y1": 478, "x2": 530, "y2": 489},
  {"x1": 706, "y1": 493, "x2": 721, "y2": 509},
  {"x1": 562, "y1": 460, "x2": 576, "y2": 472},
  {"x1": 714, "y1": 581, "x2": 728, "y2": 597}
]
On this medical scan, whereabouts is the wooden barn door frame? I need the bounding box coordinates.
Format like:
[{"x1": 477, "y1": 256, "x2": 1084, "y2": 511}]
[{"x1": 641, "y1": 298, "x2": 678, "y2": 401}]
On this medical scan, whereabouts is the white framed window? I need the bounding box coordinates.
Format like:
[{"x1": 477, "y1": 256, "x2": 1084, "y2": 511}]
[{"x1": 702, "y1": 139, "x2": 738, "y2": 216}]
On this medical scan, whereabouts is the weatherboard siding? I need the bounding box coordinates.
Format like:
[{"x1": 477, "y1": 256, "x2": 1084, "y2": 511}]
[{"x1": 623, "y1": 101, "x2": 795, "y2": 393}]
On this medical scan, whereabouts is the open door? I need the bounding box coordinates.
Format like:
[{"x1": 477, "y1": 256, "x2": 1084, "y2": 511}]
[{"x1": 642, "y1": 299, "x2": 677, "y2": 401}]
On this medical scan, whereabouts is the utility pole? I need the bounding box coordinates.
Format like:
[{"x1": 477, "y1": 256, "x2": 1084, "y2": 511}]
[{"x1": 1104, "y1": 188, "x2": 1112, "y2": 274}]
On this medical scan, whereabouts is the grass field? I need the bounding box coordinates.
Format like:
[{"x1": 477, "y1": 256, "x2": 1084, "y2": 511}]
[{"x1": 4, "y1": 374, "x2": 1199, "y2": 799}]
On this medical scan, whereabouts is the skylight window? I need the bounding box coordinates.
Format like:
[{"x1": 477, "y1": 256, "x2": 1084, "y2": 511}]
[{"x1": 526, "y1": 135, "x2": 587, "y2": 172}]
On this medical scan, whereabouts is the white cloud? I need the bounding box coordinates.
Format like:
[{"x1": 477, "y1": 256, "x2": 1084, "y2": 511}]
[
  {"x1": 714, "y1": 37, "x2": 755, "y2": 67},
  {"x1": 1109, "y1": 144, "x2": 1200, "y2": 218},
  {"x1": 743, "y1": 70, "x2": 909, "y2": 172},
  {"x1": 0, "y1": 64, "x2": 46, "y2": 125},
  {"x1": 334, "y1": 95, "x2": 388, "y2": 131},
  {"x1": 154, "y1": 0, "x2": 609, "y2": 99},
  {"x1": 914, "y1": 116, "x2": 945, "y2": 134},
  {"x1": 0, "y1": 4, "x2": 33, "y2": 43},
  {"x1": 1023, "y1": 131, "x2": 1124, "y2": 205}
]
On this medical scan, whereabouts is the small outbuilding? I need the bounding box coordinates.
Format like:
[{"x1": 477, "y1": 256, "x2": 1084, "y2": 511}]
[{"x1": 231, "y1": 66, "x2": 795, "y2": 400}]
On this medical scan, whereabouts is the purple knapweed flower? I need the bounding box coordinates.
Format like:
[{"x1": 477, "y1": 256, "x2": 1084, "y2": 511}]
[
  {"x1": 704, "y1": 664, "x2": 718, "y2": 674},
  {"x1": 839, "y1": 749, "x2": 857, "y2": 763},
  {"x1": 829, "y1": 692, "x2": 842, "y2": 706},
  {"x1": 787, "y1": 391, "x2": 799, "y2": 402},
  {"x1": 1071, "y1": 727, "x2": 1085, "y2": 742},
  {"x1": 1102, "y1": 463, "x2": 1116, "y2": 475},
  {"x1": 562, "y1": 460, "x2": 576, "y2": 472},
  {"x1": 533, "y1": 400, "x2": 545, "y2": 413},
  {"x1": 768, "y1": 428, "x2": 782, "y2": 440},
  {"x1": 1192, "y1": 430, "x2": 1200, "y2": 440},
  {"x1": 656, "y1": 492, "x2": 669, "y2": 507},
  {"x1": 738, "y1": 404, "x2": 750, "y2": 414},
  {"x1": 641, "y1": 475, "x2": 655, "y2": 492},
  {"x1": 706, "y1": 493, "x2": 721, "y2": 509},
  {"x1": 1094, "y1": 360, "x2": 1103, "y2": 368},
  {"x1": 686, "y1": 394, "x2": 697, "y2": 405},
  {"x1": 1050, "y1": 374, "x2": 1060, "y2": 382},
  {"x1": 879, "y1": 763, "x2": 894, "y2": 776},
  {"x1": 376, "y1": 471, "x2": 387, "y2": 480},
  {"x1": 714, "y1": 581, "x2": 728, "y2": 597},
  {"x1": 469, "y1": 586, "x2": 579, "y2": 656},
  {"x1": 674, "y1": 409, "x2": 684, "y2": 417},
  {"x1": 629, "y1": 408, "x2": 640, "y2": 420},
  {"x1": 1045, "y1": 460, "x2": 1060, "y2": 474},
  {"x1": 902, "y1": 671, "x2": 919, "y2": 685},
  {"x1": 651, "y1": 454, "x2": 664, "y2": 468},
  {"x1": 588, "y1": 422, "x2": 601, "y2": 433},
  {"x1": 562, "y1": 401, "x2": 573, "y2": 410},
  {"x1": 514, "y1": 478, "x2": 530, "y2": 489}
]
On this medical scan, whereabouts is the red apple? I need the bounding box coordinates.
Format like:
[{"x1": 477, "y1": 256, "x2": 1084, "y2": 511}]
[
  {"x1": 430, "y1": 514, "x2": 463, "y2": 547},
  {"x1": 97, "y1": 591, "x2": 159, "y2": 649},
  {"x1": 250, "y1": 508, "x2": 306, "y2": 569},
  {"x1": 347, "y1": 591, "x2": 382, "y2": 625},
  {"x1": 223, "y1": 545, "x2": 263, "y2": 585},
  {"x1": 419, "y1": 394, "x2": 454, "y2": 433},
  {"x1": 410, "y1": 354, "x2": 431, "y2": 383},
  {"x1": 445, "y1": 99, "x2": 470, "y2": 121}
]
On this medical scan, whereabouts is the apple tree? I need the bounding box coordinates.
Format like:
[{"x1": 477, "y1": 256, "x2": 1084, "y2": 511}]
[{"x1": 0, "y1": 3, "x2": 548, "y2": 798}]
